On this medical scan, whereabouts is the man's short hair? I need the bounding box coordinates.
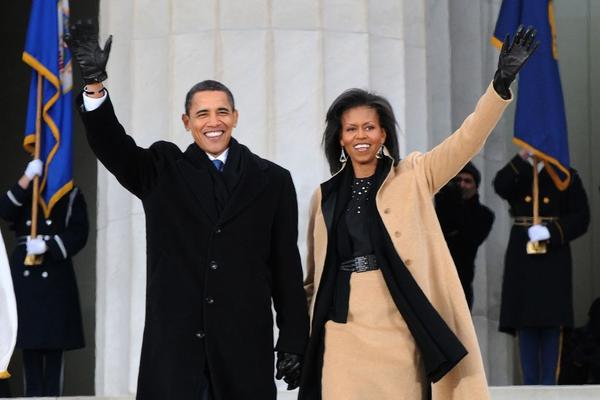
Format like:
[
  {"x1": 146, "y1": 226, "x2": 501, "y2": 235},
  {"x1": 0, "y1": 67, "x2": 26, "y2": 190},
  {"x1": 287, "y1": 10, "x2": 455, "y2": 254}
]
[{"x1": 184, "y1": 80, "x2": 235, "y2": 114}]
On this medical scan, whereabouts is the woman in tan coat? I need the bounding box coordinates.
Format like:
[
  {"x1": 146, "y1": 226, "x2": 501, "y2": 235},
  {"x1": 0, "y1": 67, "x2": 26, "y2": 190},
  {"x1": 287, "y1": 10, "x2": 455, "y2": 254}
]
[{"x1": 299, "y1": 26, "x2": 539, "y2": 400}]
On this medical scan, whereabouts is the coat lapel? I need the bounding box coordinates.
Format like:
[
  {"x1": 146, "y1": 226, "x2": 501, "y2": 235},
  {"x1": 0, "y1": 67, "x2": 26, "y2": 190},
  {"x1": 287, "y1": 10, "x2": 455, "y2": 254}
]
[
  {"x1": 177, "y1": 144, "x2": 219, "y2": 224},
  {"x1": 218, "y1": 147, "x2": 268, "y2": 225}
]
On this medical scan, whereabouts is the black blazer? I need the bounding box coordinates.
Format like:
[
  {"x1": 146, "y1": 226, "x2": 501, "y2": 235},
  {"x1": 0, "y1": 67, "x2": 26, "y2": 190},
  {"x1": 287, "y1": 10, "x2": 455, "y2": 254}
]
[{"x1": 78, "y1": 94, "x2": 309, "y2": 400}]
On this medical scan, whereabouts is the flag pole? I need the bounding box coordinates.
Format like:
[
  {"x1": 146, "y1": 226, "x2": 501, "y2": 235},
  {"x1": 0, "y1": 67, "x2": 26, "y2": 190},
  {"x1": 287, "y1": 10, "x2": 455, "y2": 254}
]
[
  {"x1": 527, "y1": 155, "x2": 547, "y2": 254},
  {"x1": 24, "y1": 73, "x2": 44, "y2": 266}
]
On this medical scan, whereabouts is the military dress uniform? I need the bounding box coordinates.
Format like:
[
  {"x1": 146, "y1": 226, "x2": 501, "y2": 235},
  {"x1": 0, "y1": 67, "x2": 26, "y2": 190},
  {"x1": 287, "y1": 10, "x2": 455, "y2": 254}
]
[
  {"x1": 494, "y1": 155, "x2": 589, "y2": 384},
  {"x1": 0, "y1": 182, "x2": 88, "y2": 396}
]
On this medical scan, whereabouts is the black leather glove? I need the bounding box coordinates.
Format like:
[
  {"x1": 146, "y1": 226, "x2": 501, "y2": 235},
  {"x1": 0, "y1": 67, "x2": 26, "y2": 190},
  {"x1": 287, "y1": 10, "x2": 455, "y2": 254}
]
[
  {"x1": 275, "y1": 352, "x2": 302, "y2": 390},
  {"x1": 493, "y1": 24, "x2": 540, "y2": 100},
  {"x1": 65, "y1": 19, "x2": 113, "y2": 84}
]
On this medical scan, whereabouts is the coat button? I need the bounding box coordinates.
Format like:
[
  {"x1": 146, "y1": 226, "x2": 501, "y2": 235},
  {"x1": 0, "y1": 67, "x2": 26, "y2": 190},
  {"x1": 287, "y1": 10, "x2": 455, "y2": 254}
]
[
  {"x1": 26, "y1": 220, "x2": 32, "y2": 226},
  {"x1": 384, "y1": 208, "x2": 391, "y2": 214},
  {"x1": 209, "y1": 261, "x2": 218, "y2": 270},
  {"x1": 46, "y1": 220, "x2": 52, "y2": 226},
  {"x1": 41, "y1": 271, "x2": 49, "y2": 278},
  {"x1": 394, "y1": 231, "x2": 401, "y2": 238},
  {"x1": 44, "y1": 235, "x2": 50, "y2": 240},
  {"x1": 525, "y1": 195, "x2": 532, "y2": 203},
  {"x1": 195, "y1": 331, "x2": 205, "y2": 339},
  {"x1": 215, "y1": 228, "x2": 222, "y2": 234},
  {"x1": 205, "y1": 297, "x2": 214, "y2": 305},
  {"x1": 543, "y1": 197, "x2": 550, "y2": 204},
  {"x1": 23, "y1": 270, "x2": 30, "y2": 277}
]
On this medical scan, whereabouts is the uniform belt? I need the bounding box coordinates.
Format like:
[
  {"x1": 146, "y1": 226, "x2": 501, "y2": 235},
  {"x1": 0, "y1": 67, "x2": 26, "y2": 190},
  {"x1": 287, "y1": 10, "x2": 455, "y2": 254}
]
[
  {"x1": 513, "y1": 216, "x2": 558, "y2": 226},
  {"x1": 339, "y1": 255, "x2": 378, "y2": 273}
]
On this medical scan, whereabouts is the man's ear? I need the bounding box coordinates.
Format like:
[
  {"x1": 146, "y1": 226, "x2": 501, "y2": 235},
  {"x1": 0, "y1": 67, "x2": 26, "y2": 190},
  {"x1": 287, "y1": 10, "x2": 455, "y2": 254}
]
[
  {"x1": 233, "y1": 110, "x2": 239, "y2": 128},
  {"x1": 181, "y1": 113, "x2": 190, "y2": 131}
]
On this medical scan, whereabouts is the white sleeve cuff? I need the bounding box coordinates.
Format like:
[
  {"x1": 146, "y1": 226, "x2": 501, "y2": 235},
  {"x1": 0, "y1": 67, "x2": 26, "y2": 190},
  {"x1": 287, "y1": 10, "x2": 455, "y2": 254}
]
[{"x1": 82, "y1": 91, "x2": 108, "y2": 111}]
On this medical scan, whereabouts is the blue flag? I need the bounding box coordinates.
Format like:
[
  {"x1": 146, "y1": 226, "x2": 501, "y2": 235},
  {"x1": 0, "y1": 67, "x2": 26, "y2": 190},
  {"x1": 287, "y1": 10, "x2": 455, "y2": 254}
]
[
  {"x1": 22, "y1": 0, "x2": 73, "y2": 217},
  {"x1": 492, "y1": 0, "x2": 570, "y2": 190}
]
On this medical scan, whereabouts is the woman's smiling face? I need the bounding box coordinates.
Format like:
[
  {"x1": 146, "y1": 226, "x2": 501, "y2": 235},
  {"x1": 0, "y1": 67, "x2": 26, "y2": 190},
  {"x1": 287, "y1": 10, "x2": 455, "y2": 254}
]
[{"x1": 339, "y1": 105, "x2": 386, "y2": 175}]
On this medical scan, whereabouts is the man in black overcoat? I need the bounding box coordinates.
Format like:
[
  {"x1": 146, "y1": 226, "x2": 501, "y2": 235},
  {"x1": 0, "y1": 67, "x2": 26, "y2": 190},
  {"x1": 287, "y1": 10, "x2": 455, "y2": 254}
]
[
  {"x1": 66, "y1": 23, "x2": 309, "y2": 400},
  {"x1": 435, "y1": 162, "x2": 494, "y2": 310},
  {"x1": 494, "y1": 150, "x2": 589, "y2": 385},
  {"x1": 0, "y1": 160, "x2": 88, "y2": 396}
]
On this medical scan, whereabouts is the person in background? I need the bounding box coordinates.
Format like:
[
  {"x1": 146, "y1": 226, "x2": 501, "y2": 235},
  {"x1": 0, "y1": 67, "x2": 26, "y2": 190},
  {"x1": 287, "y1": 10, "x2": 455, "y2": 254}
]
[
  {"x1": 494, "y1": 149, "x2": 590, "y2": 385},
  {"x1": 0, "y1": 160, "x2": 88, "y2": 397},
  {"x1": 435, "y1": 162, "x2": 494, "y2": 310}
]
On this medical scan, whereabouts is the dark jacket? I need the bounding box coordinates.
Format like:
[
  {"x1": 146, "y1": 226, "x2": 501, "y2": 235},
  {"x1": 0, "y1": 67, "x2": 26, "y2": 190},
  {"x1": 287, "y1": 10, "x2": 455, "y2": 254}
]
[
  {"x1": 435, "y1": 187, "x2": 494, "y2": 308},
  {"x1": 494, "y1": 155, "x2": 590, "y2": 334},
  {"x1": 77, "y1": 94, "x2": 309, "y2": 400},
  {"x1": 0, "y1": 184, "x2": 88, "y2": 349}
]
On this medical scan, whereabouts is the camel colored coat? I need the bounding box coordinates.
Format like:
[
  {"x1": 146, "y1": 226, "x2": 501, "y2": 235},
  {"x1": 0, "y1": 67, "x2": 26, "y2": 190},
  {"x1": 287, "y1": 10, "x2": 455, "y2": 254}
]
[{"x1": 304, "y1": 83, "x2": 510, "y2": 399}]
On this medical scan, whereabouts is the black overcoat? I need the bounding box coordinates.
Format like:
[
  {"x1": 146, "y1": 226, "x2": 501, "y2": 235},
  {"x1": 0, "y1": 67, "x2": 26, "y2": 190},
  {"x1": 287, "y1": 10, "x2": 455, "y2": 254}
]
[
  {"x1": 494, "y1": 155, "x2": 590, "y2": 334},
  {"x1": 77, "y1": 94, "x2": 309, "y2": 400},
  {"x1": 0, "y1": 184, "x2": 88, "y2": 349},
  {"x1": 435, "y1": 189, "x2": 494, "y2": 308}
]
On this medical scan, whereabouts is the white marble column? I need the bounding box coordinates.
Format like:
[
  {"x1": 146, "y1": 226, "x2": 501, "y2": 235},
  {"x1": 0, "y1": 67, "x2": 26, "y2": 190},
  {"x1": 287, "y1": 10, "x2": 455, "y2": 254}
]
[{"x1": 94, "y1": 0, "x2": 516, "y2": 395}]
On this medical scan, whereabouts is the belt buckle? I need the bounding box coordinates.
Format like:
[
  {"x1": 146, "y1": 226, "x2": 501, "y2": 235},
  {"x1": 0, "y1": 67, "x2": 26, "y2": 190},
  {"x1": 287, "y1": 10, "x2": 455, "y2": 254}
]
[{"x1": 354, "y1": 256, "x2": 369, "y2": 273}]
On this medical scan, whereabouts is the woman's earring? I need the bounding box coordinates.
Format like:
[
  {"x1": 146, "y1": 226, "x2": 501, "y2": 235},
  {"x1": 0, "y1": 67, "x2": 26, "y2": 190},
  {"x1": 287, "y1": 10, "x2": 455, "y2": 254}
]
[
  {"x1": 339, "y1": 147, "x2": 348, "y2": 163},
  {"x1": 376, "y1": 144, "x2": 384, "y2": 159}
]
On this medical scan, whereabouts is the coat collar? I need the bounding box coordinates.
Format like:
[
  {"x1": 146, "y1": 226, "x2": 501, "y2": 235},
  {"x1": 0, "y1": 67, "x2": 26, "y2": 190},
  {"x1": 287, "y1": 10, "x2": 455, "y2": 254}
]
[
  {"x1": 320, "y1": 154, "x2": 396, "y2": 233},
  {"x1": 177, "y1": 144, "x2": 220, "y2": 223},
  {"x1": 176, "y1": 139, "x2": 269, "y2": 225},
  {"x1": 218, "y1": 144, "x2": 269, "y2": 225}
]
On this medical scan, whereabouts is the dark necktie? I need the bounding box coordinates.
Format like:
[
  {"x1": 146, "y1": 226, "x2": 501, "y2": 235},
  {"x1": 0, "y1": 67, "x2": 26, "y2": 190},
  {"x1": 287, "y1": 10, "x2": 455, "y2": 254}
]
[{"x1": 212, "y1": 159, "x2": 224, "y2": 172}]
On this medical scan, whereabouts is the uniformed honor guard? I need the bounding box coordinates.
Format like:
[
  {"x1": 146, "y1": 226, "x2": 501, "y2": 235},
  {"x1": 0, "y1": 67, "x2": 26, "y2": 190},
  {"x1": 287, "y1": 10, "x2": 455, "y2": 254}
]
[
  {"x1": 494, "y1": 150, "x2": 590, "y2": 384},
  {"x1": 0, "y1": 160, "x2": 89, "y2": 396}
]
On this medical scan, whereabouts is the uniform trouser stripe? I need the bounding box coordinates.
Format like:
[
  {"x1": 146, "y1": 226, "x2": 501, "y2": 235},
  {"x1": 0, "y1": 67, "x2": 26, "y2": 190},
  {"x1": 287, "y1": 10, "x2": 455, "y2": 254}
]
[{"x1": 555, "y1": 328, "x2": 564, "y2": 383}]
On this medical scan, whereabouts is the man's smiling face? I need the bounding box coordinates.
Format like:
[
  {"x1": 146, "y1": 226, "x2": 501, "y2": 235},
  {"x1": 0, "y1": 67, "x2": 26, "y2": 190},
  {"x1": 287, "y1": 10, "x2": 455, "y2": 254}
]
[{"x1": 182, "y1": 90, "x2": 238, "y2": 156}]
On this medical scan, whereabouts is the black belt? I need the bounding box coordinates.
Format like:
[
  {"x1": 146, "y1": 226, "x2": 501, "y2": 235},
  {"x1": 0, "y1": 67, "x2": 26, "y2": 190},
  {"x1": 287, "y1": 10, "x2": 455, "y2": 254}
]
[
  {"x1": 339, "y1": 255, "x2": 378, "y2": 273},
  {"x1": 513, "y1": 216, "x2": 558, "y2": 227}
]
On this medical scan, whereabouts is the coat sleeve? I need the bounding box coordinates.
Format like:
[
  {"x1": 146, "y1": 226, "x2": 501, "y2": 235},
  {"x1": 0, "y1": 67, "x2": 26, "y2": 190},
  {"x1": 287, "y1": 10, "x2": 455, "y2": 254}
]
[
  {"x1": 270, "y1": 171, "x2": 309, "y2": 355},
  {"x1": 493, "y1": 155, "x2": 531, "y2": 201},
  {"x1": 77, "y1": 93, "x2": 164, "y2": 199},
  {"x1": 412, "y1": 83, "x2": 511, "y2": 194},
  {"x1": 0, "y1": 183, "x2": 29, "y2": 223},
  {"x1": 45, "y1": 188, "x2": 89, "y2": 261},
  {"x1": 304, "y1": 188, "x2": 320, "y2": 309},
  {"x1": 467, "y1": 206, "x2": 494, "y2": 248},
  {"x1": 546, "y1": 171, "x2": 590, "y2": 247}
]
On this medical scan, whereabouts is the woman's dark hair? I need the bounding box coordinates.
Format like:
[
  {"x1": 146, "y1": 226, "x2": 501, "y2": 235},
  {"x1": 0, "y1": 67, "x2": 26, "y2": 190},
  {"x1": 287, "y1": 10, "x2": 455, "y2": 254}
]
[
  {"x1": 184, "y1": 80, "x2": 235, "y2": 114},
  {"x1": 322, "y1": 88, "x2": 400, "y2": 174}
]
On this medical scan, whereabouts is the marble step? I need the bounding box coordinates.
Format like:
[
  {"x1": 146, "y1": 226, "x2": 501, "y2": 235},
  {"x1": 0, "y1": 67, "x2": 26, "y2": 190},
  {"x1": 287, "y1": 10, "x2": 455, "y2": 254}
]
[{"x1": 6, "y1": 385, "x2": 600, "y2": 400}]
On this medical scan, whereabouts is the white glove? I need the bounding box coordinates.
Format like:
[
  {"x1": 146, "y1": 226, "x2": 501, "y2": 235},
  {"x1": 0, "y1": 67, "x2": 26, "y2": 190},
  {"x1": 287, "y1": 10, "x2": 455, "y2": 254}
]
[
  {"x1": 26, "y1": 236, "x2": 48, "y2": 255},
  {"x1": 24, "y1": 159, "x2": 43, "y2": 180},
  {"x1": 528, "y1": 224, "x2": 550, "y2": 242}
]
